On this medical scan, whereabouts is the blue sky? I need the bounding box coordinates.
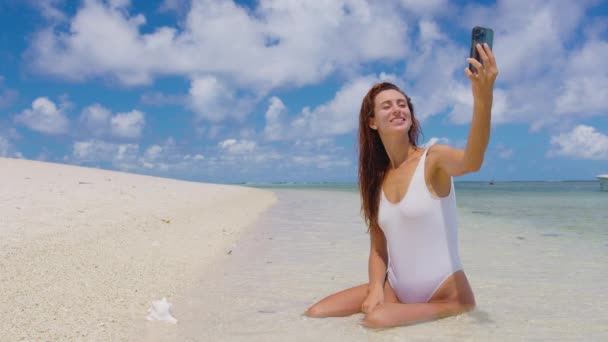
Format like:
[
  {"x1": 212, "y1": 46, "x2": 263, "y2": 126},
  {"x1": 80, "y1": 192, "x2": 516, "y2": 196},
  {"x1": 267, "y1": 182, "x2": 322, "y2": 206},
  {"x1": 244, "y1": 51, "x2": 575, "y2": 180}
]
[{"x1": 0, "y1": 0, "x2": 607, "y2": 183}]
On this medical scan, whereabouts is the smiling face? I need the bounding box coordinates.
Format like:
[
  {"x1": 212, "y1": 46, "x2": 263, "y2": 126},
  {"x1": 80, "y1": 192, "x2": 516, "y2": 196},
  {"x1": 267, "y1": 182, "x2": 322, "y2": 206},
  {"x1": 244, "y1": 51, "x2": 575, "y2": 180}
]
[{"x1": 369, "y1": 89, "x2": 412, "y2": 137}]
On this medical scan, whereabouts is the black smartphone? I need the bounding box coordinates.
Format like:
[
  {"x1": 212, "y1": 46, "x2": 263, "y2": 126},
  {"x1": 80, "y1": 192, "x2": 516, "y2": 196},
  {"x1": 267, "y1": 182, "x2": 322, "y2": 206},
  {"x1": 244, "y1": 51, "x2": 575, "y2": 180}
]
[{"x1": 469, "y1": 26, "x2": 494, "y2": 74}]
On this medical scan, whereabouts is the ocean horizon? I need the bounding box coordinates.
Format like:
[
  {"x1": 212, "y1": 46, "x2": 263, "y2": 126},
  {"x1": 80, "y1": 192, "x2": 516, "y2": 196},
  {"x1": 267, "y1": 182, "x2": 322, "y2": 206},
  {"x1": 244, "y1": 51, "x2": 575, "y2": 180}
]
[{"x1": 244, "y1": 180, "x2": 606, "y2": 192}]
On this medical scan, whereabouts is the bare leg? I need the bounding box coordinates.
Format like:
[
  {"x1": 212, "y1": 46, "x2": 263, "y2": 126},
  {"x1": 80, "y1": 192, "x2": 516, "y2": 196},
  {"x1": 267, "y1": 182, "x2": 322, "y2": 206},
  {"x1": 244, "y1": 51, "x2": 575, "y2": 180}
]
[
  {"x1": 361, "y1": 301, "x2": 473, "y2": 328},
  {"x1": 361, "y1": 271, "x2": 475, "y2": 328},
  {"x1": 305, "y1": 280, "x2": 398, "y2": 317}
]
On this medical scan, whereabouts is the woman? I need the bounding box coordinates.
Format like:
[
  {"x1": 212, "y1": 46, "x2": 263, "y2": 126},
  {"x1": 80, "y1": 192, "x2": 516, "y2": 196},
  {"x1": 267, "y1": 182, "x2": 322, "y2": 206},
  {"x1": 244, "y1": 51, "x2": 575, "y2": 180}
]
[{"x1": 305, "y1": 43, "x2": 498, "y2": 328}]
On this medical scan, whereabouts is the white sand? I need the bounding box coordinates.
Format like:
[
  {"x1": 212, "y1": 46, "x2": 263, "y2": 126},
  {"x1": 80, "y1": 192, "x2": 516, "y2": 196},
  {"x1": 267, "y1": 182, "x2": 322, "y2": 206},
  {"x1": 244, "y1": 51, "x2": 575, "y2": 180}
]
[{"x1": 0, "y1": 157, "x2": 276, "y2": 341}]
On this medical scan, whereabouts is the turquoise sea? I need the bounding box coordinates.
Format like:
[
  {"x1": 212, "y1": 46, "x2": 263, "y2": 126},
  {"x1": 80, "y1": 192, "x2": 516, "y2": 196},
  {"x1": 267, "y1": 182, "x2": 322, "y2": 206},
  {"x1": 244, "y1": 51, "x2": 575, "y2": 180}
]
[
  {"x1": 250, "y1": 181, "x2": 608, "y2": 236},
  {"x1": 458, "y1": 182, "x2": 607, "y2": 239}
]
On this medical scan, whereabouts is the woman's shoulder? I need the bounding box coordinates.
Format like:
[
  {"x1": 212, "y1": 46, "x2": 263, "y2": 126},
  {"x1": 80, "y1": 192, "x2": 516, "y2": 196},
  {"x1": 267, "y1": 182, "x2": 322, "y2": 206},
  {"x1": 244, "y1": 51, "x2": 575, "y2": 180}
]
[
  {"x1": 425, "y1": 144, "x2": 462, "y2": 160},
  {"x1": 426, "y1": 143, "x2": 451, "y2": 153}
]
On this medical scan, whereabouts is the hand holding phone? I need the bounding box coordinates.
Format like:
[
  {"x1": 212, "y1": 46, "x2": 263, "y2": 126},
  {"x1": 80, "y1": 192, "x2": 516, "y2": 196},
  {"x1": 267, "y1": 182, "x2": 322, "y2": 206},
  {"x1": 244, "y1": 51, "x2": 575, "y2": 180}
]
[{"x1": 469, "y1": 26, "x2": 494, "y2": 74}]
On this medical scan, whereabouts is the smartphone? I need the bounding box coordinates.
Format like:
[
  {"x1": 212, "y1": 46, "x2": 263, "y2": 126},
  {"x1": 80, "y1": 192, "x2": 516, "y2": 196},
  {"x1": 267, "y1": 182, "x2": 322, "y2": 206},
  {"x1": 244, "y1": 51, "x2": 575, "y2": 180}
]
[{"x1": 469, "y1": 26, "x2": 494, "y2": 74}]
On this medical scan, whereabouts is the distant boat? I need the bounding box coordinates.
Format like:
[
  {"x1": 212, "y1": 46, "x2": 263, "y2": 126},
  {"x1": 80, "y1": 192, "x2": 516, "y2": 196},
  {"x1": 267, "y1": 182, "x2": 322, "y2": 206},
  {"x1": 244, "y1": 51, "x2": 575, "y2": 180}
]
[
  {"x1": 489, "y1": 180, "x2": 495, "y2": 185},
  {"x1": 597, "y1": 175, "x2": 608, "y2": 191}
]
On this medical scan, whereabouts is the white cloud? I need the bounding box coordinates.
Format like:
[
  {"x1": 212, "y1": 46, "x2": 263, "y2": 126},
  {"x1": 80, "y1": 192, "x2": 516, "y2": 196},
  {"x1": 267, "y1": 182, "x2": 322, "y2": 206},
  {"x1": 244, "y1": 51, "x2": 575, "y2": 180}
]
[
  {"x1": 79, "y1": 104, "x2": 145, "y2": 139},
  {"x1": 72, "y1": 139, "x2": 139, "y2": 163},
  {"x1": 210, "y1": 125, "x2": 354, "y2": 174},
  {"x1": 448, "y1": 86, "x2": 509, "y2": 125},
  {"x1": 291, "y1": 155, "x2": 351, "y2": 169},
  {"x1": 115, "y1": 143, "x2": 138, "y2": 162},
  {"x1": 293, "y1": 138, "x2": 344, "y2": 154},
  {"x1": 239, "y1": 128, "x2": 256, "y2": 140},
  {"x1": 295, "y1": 76, "x2": 375, "y2": 136},
  {"x1": 19, "y1": 1, "x2": 605, "y2": 124},
  {"x1": 194, "y1": 124, "x2": 224, "y2": 140},
  {"x1": 402, "y1": 19, "x2": 472, "y2": 121},
  {"x1": 14, "y1": 97, "x2": 69, "y2": 135},
  {"x1": 109, "y1": 0, "x2": 131, "y2": 9},
  {"x1": 189, "y1": 76, "x2": 225, "y2": 122},
  {"x1": 218, "y1": 139, "x2": 257, "y2": 154},
  {"x1": 266, "y1": 73, "x2": 396, "y2": 140},
  {"x1": 548, "y1": 125, "x2": 608, "y2": 160},
  {"x1": 263, "y1": 96, "x2": 287, "y2": 141},
  {"x1": 80, "y1": 104, "x2": 111, "y2": 136},
  {"x1": 209, "y1": 138, "x2": 283, "y2": 169},
  {"x1": 556, "y1": 40, "x2": 608, "y2": 115},
  {"x1": 184, "y1": 154, "x2": 205, "y2": 161},
  {"x1": 398, "y1": 0, "x2": 449, "y2": 16},
  {"x1": 71, "y1": 137, "x2": 185, "y2": 172},
  {"x1": 111, "y1": 110, "x2": 145, "y2": 138},
  {"x1": 138, "y1": 138, "x2": 177, "y2": 169},
  {"x1": 462, "y1": 0, "x2": 587, "y2": 84},
  {"x1": 27, "y1": 0, "x2": 604, "y2": 133},
  {"x1": 14, "y1": 0, "x2": 608, "y2": 183},
  {"x1": 414, "y1": 0, "x2": 603, "y2": 130},
  {"x1": 144, "y1": 144, "x2": 163, "y2": 161},
  {"x1": 26, "y1": 0, "x2": 410, "y2": 90},
  {"x1": 418, "y1": 19, "x2": 445, "y2": 42},
  {"x1": 68, "y1": 133, "x2": 352, "y2": 179},
  {"x1": 28, "y1": 0, "x2": 68, "y2": 22},
  {"x1": 27, "y1": 0, "x2": 152, "y2": 85},
  {"x1": 188, "y1": 76, "x2": 252, "y2": 122},
  {"x1": 422, "y1": 137, "x2": 449, "y2": 148},
  {"x1": 158, "y1": 0, "x2": 190, "y2": 15}
]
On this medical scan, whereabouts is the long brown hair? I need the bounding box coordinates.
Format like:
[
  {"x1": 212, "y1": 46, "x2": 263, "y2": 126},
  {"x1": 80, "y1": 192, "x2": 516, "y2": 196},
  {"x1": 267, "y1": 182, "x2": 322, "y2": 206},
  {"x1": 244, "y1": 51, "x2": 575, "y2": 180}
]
[{"x1": 358, "y1": 82, "x2": 421, "y2": 232}]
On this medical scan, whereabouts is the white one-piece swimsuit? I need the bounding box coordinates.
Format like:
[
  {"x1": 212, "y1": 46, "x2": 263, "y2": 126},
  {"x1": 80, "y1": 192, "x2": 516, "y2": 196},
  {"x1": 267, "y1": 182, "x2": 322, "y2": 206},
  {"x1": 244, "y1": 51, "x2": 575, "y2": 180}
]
[{"x1": 378, "y1": 148, "x2": 463, "y2": 304}]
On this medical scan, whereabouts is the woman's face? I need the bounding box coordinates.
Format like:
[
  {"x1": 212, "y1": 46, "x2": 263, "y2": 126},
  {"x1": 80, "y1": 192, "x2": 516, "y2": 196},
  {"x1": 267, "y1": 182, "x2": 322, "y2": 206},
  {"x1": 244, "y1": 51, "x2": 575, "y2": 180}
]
[{"x1": 369, "y1": 89, "x2": 412, "y2": 136}]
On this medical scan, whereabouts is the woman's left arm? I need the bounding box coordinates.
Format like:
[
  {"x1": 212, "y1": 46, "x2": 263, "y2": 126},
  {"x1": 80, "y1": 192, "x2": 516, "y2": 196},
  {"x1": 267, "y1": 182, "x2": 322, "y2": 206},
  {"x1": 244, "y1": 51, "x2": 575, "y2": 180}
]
[{"x1": 431, "y1": 43, "x2": 499, "y2": 177}]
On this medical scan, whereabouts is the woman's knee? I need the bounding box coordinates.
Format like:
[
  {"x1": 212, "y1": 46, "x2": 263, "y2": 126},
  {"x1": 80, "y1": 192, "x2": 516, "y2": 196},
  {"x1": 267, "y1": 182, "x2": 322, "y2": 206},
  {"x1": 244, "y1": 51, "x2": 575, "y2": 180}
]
[
  {"x1": 460, "y1": 301, "x2": 476, "y2": 313},
  {"x1": 453, "y1": 292, "x2": 476, "y2": 313},
  {"x1": 304, "y1": 303, "x2": 326, "y2": 318},
  {"x1": 361, "y1": 306, "x2": 391, "y2": 329}
]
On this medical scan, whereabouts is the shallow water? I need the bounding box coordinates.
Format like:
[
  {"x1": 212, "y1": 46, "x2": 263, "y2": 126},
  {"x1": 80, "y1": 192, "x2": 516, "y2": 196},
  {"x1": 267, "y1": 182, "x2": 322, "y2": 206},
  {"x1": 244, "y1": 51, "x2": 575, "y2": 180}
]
[{"x1": 151, "y1": 187, "x2": 608, "y2": 341}]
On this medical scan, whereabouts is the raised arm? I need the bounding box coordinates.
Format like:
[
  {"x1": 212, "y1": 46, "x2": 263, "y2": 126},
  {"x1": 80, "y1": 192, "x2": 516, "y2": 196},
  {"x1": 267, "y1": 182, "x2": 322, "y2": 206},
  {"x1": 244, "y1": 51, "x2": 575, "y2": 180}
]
[{"x1": 430, "y1": 43, "x2": 499, "y2": 177}]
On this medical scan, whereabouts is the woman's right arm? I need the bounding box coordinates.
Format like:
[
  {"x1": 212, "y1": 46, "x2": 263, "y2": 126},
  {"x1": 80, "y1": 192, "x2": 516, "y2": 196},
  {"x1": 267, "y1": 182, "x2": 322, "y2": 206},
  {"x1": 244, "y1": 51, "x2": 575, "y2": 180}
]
[{"x1": 362, "y1": 225, "x2": 388, "y2": 313}]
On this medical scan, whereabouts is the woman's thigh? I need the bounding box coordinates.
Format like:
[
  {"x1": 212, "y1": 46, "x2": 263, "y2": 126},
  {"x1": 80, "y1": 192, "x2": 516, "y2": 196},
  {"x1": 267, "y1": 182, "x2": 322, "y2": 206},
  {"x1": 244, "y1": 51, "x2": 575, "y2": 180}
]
[
  {"x1": 428, "y1": 270, "x2": 475, "y2": 305},
  {"x1": 306, "y1": 279, "x2": 400, "y2": 317}
]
